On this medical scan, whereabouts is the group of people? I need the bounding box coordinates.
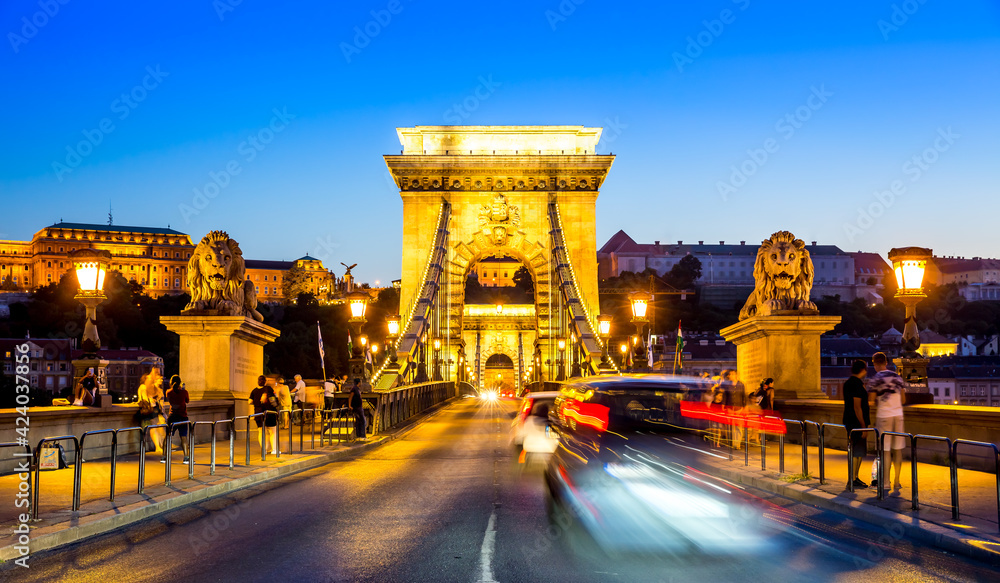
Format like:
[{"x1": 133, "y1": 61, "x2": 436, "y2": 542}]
[
  {"x1": 697, "y1": 370, "x2": 777, "y2": 449},
  {"x1": 842, "y1": 351, "x2": 908, "y2": 491},
  {"x1": 135, "y1": 369, "x2": 191, "y2": 464},
  {"x1": 248, "y1": 374, "x2": 369, "y2": 454}
]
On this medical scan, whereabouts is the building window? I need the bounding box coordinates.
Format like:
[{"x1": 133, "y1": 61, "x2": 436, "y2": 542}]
[
  {"x1": 174, "y1": 278, "x2": 180, "y2": 287},
  {"x1": 933, "y1": 387, "x2": 939, "y2": 396},
  {"x1": 945, "y1": 388, "x2": 950, "y2": 396}
]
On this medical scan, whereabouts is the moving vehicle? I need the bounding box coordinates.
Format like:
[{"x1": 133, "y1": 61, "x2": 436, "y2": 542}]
[
  {"x1": 510, "y1": 391, "x2": 560, "y2": 454},
  {"x1": 543, "y1": 375, "x2": 777, "y2": 554}
]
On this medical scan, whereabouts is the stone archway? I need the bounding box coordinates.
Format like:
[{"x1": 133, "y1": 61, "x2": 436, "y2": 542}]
[{"x1": 386, "y1": 126, "x2": 614, "y2": 382}]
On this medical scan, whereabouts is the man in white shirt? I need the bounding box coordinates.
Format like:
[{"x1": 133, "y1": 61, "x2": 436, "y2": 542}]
[
  {"x1": 868, "y1": 352, "x2": 907, "y2": 492},
  {"x1": 292, "y1": 374, "x2": 307, "y2": 425}
]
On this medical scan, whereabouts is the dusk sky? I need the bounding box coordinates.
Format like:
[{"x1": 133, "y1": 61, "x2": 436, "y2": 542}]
[{"x1": 2, "y1": 0, "x2": 998, "y2": 284}]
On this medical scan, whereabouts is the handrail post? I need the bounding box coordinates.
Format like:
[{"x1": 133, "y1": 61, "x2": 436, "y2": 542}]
[
  {"x1": 779, "y1": 431, "x2": 785, "y2": 474},
  {"x1": 138, "y1": 428, "x2": 147, "y2": 494},
  {"x1": 818, "y1": 424, "x2": 825, "y2": 485},
  {"x1": 877, "y1": 433, "x2": 886, "y2": 501},
  {"x1": 311, "y1": 408, "x2": 316, "y2": 449},
  {"x1": 109, "y1": 431, "x2": 118, "y2": 502},
  {"x1": 72, "y1": 437, "x2": 84, "y2": 511},
  {"x1": 911, "y1": 436, "x2": 919, "y2": 511},
  {"x1": 760, "y1": 423, "x2": 766, "y2": 471},
  {"x1": 274, "y1": 411, "x2": 281, "y2": 458},
  {"x1": 164, "y1": 422, "x2": 173, "y2": 486},
  {"x1": 744, "y1": 414, "x2": 749, "y2": 467},
  {"x1": 848, "y1": 428, "x2": 856, "y2": 493},
  {"x1": 228, "y1": 418, "x2": 235, "y2": 470},
  {"x1": 950, "y1": 440, "x2": 960, "y2": 520},
  {"x1": 260, "y1": 414, "x2": 266, "y2": 461},
  {"x1": 244, "y1": 416, "x2": 251, "y2": 466},
  {"x1": 800, "y1": 421, "x2": 808, "y2": 477},
  {"x1": 287, "y1": 409, "x2": 293, "y2": 455},
  {"x1": 211, "y1": 420, "x2": 218, "y2": 476}
]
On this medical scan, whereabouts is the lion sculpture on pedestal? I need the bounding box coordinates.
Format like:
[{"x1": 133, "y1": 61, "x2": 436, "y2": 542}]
[
  {"x1": 183, "y1": 230, "x2": 263, "y2": 322},
  {"x1": 738, "y1": 231, "x2": 819, "y2": 320}
]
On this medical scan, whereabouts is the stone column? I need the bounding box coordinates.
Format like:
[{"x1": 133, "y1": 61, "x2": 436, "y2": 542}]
[
  {"x1": 160, "y1": 315, "x2": 280, "y2": 425},
  {"x1": 721, "y1": 315, "x2": 841, "y2": 400}
]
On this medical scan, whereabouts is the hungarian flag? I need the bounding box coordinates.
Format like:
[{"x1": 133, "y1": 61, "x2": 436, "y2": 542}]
[
  {"x1": 647, "y1": 329, "x2": 654, "y2": 369},
  {"x1": 317, "y1": 321, "x2": 325, "y2": 360},
  {"x1": 672, "y1": 321, "x2": 684, "y2": 374},
  {"x1": 347, "y1": 329, "x2": 353, "y2": 355}
]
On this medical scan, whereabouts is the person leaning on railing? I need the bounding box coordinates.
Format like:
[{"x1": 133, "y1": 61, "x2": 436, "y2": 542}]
[
  {"x1": 843, "y1": 360, "x2": 871, "y2": 489},
  {"x1": 164, "y1": 375, "x2": 190, "y2": 464}
]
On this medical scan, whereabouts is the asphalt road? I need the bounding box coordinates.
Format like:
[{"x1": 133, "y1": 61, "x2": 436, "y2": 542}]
[{"x1": 5, "y1": 399, "x2": 998, "y2": 582}]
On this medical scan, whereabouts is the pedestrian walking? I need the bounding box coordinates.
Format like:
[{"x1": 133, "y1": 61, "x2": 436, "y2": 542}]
[
  {"x1": 869, "y1": 352, "x2": 907, "y2": 492},
  {"x1": 274, "y1": 377, "x2": 292, "y2": 429},
  {"x1": 248, "y1": 375, "x2": 279, "y2": 455},
  {"x1": 138, "y1": 371, "x2": 166, "y2": 454},
  {"x1": 349, "y1": 378, "x2": 367, "y2": 440},
  {"x1": 164, "y1": 375, "x2": 191, "y2": 464},
  {"x1": 842, "y1": 359, "x2": 870, "y2": 488}
]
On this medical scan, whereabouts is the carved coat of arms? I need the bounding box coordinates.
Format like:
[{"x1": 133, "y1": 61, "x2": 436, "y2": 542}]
[{"x1": 479, "y1": 193, "x2": 520, "y2": 246}]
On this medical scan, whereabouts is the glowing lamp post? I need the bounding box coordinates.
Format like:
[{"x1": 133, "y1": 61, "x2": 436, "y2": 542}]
[
  {"x1": 71, "y1": 248, "x2": 112, "y2": 406},
  {"x1": 629, "y1": 290, "x2": 653, "y2": 369},
  {"x1": 888, "y1": 247, "x2": 932, "y2": 385},
  {"x1": 619, "y1": 342, "x2": 629, "y2": 372},
  {"x1": 386, "y1": 314, "x2": 401, "y2": 365},
  {"x1": 495, "y1": 303, "x2": 503, "y2": 315},
  {"x1": 345, "y1": 290, "x2": 369, "y2": 381},
  {"x1": 73, "y1": 249, "x2": 111, "y2": 357},
  {"x1": 597, "y1": 314, "x2": 614, "y2": 373},
  {"x1": 433, "y1": 338, "x2": 443, "y2": 381}
]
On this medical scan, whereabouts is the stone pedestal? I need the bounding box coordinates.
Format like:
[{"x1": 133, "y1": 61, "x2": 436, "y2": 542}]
[
  {"x1": 160, "y1": 315, "x2": 280, "y2": 424},
  {"x1": 721, "y1": 314, "x2": 841, "y2": 400}
]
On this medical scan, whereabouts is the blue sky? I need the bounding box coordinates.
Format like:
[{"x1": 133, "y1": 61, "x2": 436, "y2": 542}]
[{"x1": 1, "y1": 0, "x2": 998, "y2": 283}]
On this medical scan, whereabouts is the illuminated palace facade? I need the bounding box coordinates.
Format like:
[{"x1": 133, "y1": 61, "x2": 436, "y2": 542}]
[{"x1": 0, "y1": 222, "x2": 336, "y2": 302}]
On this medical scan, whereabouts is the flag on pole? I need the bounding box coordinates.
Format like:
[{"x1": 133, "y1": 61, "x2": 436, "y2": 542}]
[
  {"x1": 672, "y1": 321, "x2": 684, "y2": 374},
  {"x1": 366, "y1": 347, "x2": 373, "y2": 366},
  {"x1": 318, "y1": 321, "x2": 328, "y2": 380},
  {"x1": 347, "y1": 329, "x2": 353, "y2": 355}
]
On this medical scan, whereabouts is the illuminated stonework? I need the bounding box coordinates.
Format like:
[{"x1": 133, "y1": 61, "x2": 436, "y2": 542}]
[{"x1": 386, "y1": 126, "x2": 613, "y2": 380}]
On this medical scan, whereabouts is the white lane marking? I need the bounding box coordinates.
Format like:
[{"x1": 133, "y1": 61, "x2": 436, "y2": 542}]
[{"x1": 477, "y1": 508, "x2": 498, "y2": 582}]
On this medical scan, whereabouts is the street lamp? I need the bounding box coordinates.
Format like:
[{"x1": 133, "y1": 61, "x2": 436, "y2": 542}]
[
  {"x1": 629, "y1": 290, "x2": 653, "y2": 368},
  {"x1": 888, "y1": 246, "x2": 933, "y2": 385},
  {"x1": 619, "y1": 342, "x2": 629, "y2": 371},
  {"x1": 345, "y1": 290, "x2": 369, "y2": 381},
  {"x1": 71, "y1": 248, "x2": 112, "y2": 405},
  {"x1": 433, "y1": 338, "x2": 443, "y2": 381},
  {"x1": 598, "y1": 314, "x2": 613, "y2": 368},
  {"x1": 386, "y1": 314, "x2": 401, "y2": 365}
]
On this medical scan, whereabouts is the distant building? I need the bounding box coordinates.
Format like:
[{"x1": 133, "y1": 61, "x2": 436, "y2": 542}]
[
  {"x1": 0, "y1": 338, "x2": 74, "y2": 394},
  {"x1": 475, "y1": 256, "x2": 521, "y2": 287},
  {"x1": 955, "y1": 283, "x2": 1000, "y2": 302},
  {"x1": 926, "y1": 256, "x2": 1000, "y2": 286},
  {"x1": 0, "y1": 221, "x2": 338, "y2": 303},
  {"x1": 597, "y1": 231, "x2": 865, "y2": 305},
  {"x1": 918, "y1": 329, "x2": 959, "y2": 358}
]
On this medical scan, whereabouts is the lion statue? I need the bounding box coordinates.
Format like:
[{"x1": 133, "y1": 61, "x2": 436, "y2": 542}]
[
  {"x1": 738, "y1": 231, "x2": 819, "y2": 320},
  {"x1": 182, "y1": 230, "x2": 263, "y2": 322}
]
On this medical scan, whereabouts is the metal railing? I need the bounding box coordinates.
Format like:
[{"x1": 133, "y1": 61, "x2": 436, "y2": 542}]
[
  {"x1": 720, "y1": 414, "x2": 1000, "y2": 532},
  {"x1": 31, "y1": 435, "x2": 79, "y2": 519}
]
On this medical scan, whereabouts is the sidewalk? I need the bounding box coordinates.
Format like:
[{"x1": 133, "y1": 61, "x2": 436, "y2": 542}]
[
  {"x1": 0, "y1": 412, "x2": 408, "y2": 561},
  {"x1": 694, "y1": 435, "x2": 1000, "y2": 562}
]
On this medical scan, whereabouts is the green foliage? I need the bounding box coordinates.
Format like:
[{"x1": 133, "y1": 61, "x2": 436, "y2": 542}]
[
  {"x1": 664, "y1": 255, "x2": 702, "y2": 290},
  {"x1": 281, "y1": 265, "x2": 310, "y2": 304}
]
